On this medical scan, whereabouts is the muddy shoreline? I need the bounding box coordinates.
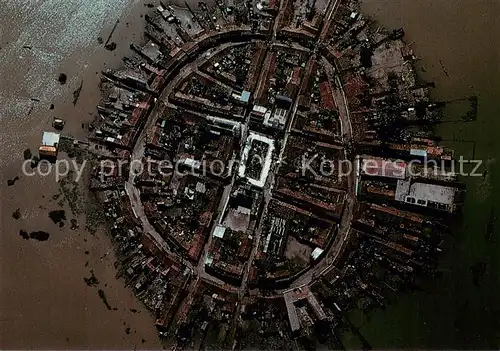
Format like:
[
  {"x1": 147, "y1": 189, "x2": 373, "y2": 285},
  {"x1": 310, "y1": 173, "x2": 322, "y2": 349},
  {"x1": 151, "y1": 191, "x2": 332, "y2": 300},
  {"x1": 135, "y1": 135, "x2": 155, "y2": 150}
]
[
  {"x1": 0, "y1": 0, "x2": 164, "y2": 349},
  {"x1": 1, "y1": 0, "x2": 499, "y2": 349}
]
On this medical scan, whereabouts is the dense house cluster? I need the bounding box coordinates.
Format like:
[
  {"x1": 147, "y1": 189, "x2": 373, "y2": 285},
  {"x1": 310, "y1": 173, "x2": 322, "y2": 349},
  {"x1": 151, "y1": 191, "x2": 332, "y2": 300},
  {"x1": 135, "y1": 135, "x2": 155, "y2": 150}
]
[{"x1": 70, "y1": 0, "x2": 468, "y2": 348}]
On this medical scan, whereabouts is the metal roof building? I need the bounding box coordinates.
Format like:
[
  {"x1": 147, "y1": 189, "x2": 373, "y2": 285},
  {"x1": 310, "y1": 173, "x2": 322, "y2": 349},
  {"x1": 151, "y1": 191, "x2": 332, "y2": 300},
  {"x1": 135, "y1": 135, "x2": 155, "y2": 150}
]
[
  {"x1": 395, "y1": 180, "x2": 457, "y2": 212},
  {"x1": 41, "y1": 132, "x2": 60, "y2": 147}
]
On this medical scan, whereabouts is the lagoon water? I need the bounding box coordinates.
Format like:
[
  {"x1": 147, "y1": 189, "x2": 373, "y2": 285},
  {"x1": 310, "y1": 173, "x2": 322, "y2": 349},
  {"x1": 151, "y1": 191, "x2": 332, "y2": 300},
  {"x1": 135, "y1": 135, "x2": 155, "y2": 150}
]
[
  {"x1": 353, "y1": 0, "x2": 500, "y2": 348},
  {"x1": 0, "y1": 0, "x2": 498, "y2": 348},
  {"x1": 0, "y1": 0, "x2": 162, "y2": 348}
]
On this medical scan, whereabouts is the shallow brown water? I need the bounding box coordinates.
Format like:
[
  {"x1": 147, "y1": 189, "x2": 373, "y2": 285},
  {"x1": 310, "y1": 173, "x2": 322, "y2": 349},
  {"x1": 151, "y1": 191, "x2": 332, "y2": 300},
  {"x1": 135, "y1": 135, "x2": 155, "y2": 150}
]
[
  {"x1": 0, "y1": 0, "x2": 162, "y2": 348},
  {"x1": 1, "y1": 0, "x2": 499, "y2": 348},
  {"x1": 353, "y1": 0, "x2": 500, "y2": 348}
]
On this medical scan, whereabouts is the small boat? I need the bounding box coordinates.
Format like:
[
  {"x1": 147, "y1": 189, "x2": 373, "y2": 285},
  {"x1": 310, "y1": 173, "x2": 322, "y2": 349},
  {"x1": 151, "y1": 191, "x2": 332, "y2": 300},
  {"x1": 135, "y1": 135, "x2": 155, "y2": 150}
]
[{"x1": 52, "y1": 117, "x2": 65, "y2": 130}]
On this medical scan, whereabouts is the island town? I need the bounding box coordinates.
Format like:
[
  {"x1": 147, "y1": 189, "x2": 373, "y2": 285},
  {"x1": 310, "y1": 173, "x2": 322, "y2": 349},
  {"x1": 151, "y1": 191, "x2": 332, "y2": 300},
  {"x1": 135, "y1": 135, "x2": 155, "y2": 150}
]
[{"x1": 34, "y1": 0, "x2": 467, "y2": 348}]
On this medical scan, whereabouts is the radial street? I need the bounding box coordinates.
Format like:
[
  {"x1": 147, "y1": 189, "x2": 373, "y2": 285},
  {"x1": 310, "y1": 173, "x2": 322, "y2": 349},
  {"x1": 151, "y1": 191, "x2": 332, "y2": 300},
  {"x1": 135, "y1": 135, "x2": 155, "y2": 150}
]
[{"x1": 124, "y1": 0, "x2": 355, "y2": 319}]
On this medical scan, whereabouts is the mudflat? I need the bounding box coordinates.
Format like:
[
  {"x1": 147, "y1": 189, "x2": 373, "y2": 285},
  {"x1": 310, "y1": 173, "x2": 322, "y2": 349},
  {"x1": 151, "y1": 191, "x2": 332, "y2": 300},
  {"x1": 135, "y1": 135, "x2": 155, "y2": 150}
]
[
  {"x1": 352, "y1": 1, "x2": 500, "y2": 348},
  {"x1": 0, "y1": 0, "x2": 162, "y2": 348},
  {"x1": 1, "y1": 0, "x2": 498, "y2": 349}
]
